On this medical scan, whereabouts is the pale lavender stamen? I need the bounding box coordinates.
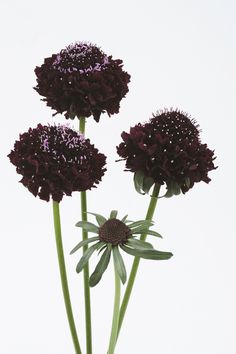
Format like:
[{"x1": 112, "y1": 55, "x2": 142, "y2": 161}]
[
  {"x1": 42, "y1": 138, "x2": 49, "y2": 151},
  {"x1": 40, "y1": 124, "x2": 85, "y2": 160},
  {"x1": 52, "y1": 42, "x2": 109, "y2": 74}
]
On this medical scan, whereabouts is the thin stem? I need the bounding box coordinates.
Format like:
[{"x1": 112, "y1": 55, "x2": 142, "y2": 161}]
[
  {"x1": 107, "y1": 253, "x2": 121, "y2": 354},
  {"x1": 117, "y1": 183, "x2": 161, "y2": 339},
  {"x1": 79, "y1": 117, "x2": 86, "y2": 135},
  {"x1": 80, "y1": 190, "x2": 92, "y2": 354},
  {"x1": 79, "y1": 117, "x2": 92, "y2": 354},
  {"x1": 52, "y1": 201, "x2": 82, "y2": 354}
]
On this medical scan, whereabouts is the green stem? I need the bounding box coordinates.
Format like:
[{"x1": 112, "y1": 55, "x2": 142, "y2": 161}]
[
  {"x1": 79, "y1": 117, "x2": 86, "y2": 135},
  {"x1": 117, "y1": 183, "x2": 161, "y2": 339},
  {"x1": 52, "y1": 201, "x2": 82, "y2": 354},
  {"x1": 107, "y1": 254, "x2": 121, "y2": 354},
  {"x1": 79, "y1": 117, "x2": 92, "y2": 354}
]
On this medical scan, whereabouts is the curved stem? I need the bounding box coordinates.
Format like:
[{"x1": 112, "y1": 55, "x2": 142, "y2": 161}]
[
  {"x1": 52, "y1": 201, "x2": 82, "y2": 354},
  {"x1": 117, "y1": 183, "x2": 161, "y2": 339},
  {"x1": 107, "y1": 253, "x2": 121, "y2": 354},
  {"x1": 79, "y1": 117, "x2": 92, "y2": 354}
]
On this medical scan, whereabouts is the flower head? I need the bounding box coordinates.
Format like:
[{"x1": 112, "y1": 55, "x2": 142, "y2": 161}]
[
  {"x1": 8, "y1": 124, "x2": 106, "y2": 202},
  {"x1": 71, "y1": 210, "x2": 173, "y2": 287},
  {"x1": 34, "y1": 42, "x2": 130, "y2": 122},
  {"x1": 117, "y1": 109, "x2": 217, "y2": 196}
]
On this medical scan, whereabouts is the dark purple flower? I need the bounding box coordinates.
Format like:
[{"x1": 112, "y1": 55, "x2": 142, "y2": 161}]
[
  {"x1": 8, "y1": 124, "x2": 107, "y2": 202},
  {"x1": 34, "y1": 42, "x2": 130, "y2": 122},
  {"x1": 117, "y1": 109, "x2": 217, "y2": 196}
]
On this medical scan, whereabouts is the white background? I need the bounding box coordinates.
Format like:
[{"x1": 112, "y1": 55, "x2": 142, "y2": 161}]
[{"x1": 1, "y1": 0, "x2": 235, "y2": 353}]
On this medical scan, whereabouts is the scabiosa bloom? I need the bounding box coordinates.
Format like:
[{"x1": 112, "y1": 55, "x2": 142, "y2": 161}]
[
  {"x1": 34, "y1": 42, "x2": 130, "y2": 122},
  {"x1": 70, "y1": 210, "x2": 172, "y2": 287},
  {"x1": 117, "y1": 109, "x2": 217, "y2": 196},
  {"x1": 8, "y1": 124, "x2": 107, "y2": 202}
]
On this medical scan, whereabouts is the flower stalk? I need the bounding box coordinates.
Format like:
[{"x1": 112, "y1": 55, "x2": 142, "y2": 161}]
[
  {"x1": 79, "y1": 117, "x2": 92, "y2": 354},
  {"x1": 117, "y1": 183, "x2": 161, "y2": 338},
  {"x1": 52, "y1": 201, "x2": 82, "y2": 354},
  {"x1": 107, "y1": 254, "x2": 121, "y2": 354}
]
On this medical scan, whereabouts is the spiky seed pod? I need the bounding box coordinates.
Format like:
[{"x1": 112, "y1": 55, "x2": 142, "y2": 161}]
[{"x1": 71, "y1": 211, "x2": 172, "y2": 287}]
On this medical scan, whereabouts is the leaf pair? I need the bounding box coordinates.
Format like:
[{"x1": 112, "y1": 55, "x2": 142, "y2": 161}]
[
  {"x1": 120, "y1": 244, "x2": 173, "y2": 260},
  {"x1": 70, "y1": 236, "x2": 99, "y2": 255},
  {"x1": 134, "y1": 171, "x2": 155, "y2": 195},
  {"x1": 161, "y1": 180, "x2": 182, "y2": 198},
  {"x1": 74, "y1": 241, "x2": 128, "y2": 286},
  {"x1": 128, "y1": 220, "x2": 153, "y2": 235},
  {"x1": 76, "y1": 242, "x2": 105, "y2": 273},
  {"x1": 128, "y1": 220, "x2": 154, "y2": 229},
  {"x1": 126, "y1": 219, "x2": 163, "y2": 239}
]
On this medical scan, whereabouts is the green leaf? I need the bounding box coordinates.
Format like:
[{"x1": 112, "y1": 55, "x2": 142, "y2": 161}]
[
  {"x1": 121, "y1": 214, "x2": 128, "y2": 222},
  {"x1": 131, "y1": 224, "x2": 154, "y2": 234},
  {"x1": 185, "y1": 177, "x2": 190, "y2": 189},
  {"x1": 131, "y1": 228, "x2": 149, "y2": 235},
  {"x1": 76, "y1": 242, "x2": 104, "y2": 273},
  {"x1": 98, "y1": 244, "x2": 107, "y2": 255},
  {"x1": 120, "y1": 245, "x2": 173, "y2": 260},
  {"x1": 162, "y1": 181, "x2": 181, "y2": 198},
  {"x1": 70, "y1": 236, "x2": 99, "y2": 254},
  {"x1": 75, "y1": 221, "x2": 99, "y2": 233},
  {"x1": 89, "y1": 245, "x2": 112, "y2": 287},
  {"x1": 127, "y1": 238, "x2": 154, "y2": 250},
  {"x1": 87, "y1": 212, "x2": 107, "y2": 226},
  {"x1": 124, "y1": 220, "x2": 134, "y2": 224},
  {"x1": 142, "y1": 176, "x2": 155, "y2": 194},
  {"x1": 133, "y1": 171, "x2": 145, "y2": 195},
  {"x1": 172, "y1": 182, "x2": 181, "y2": 196},
  {"x1": 164, "y1": 182, "x2": 175, "y2": 198},
  {"x1": 158, "y1": 188, "x2": 172, "y2": 198},
  {"x1": 143, "y1": 230, "x2": 163, "y2": 238},
  {"x1": 110, "y1": 210, "x2": 118, "y2": 219},
  {"x1": 113, "y1": 246, "x2": 127, "y2": 284},
  {"x1": 129, "y1": 220, "x2": 153, "y2": 229}
]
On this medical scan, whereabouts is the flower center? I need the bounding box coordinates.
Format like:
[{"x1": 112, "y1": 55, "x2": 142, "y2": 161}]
[
  {"x1": 99, "y1": 219, "x2": 131, "y2": 246},
  {"x1": 151, "y1": 110, "x2": 200, "y2": 143}
]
